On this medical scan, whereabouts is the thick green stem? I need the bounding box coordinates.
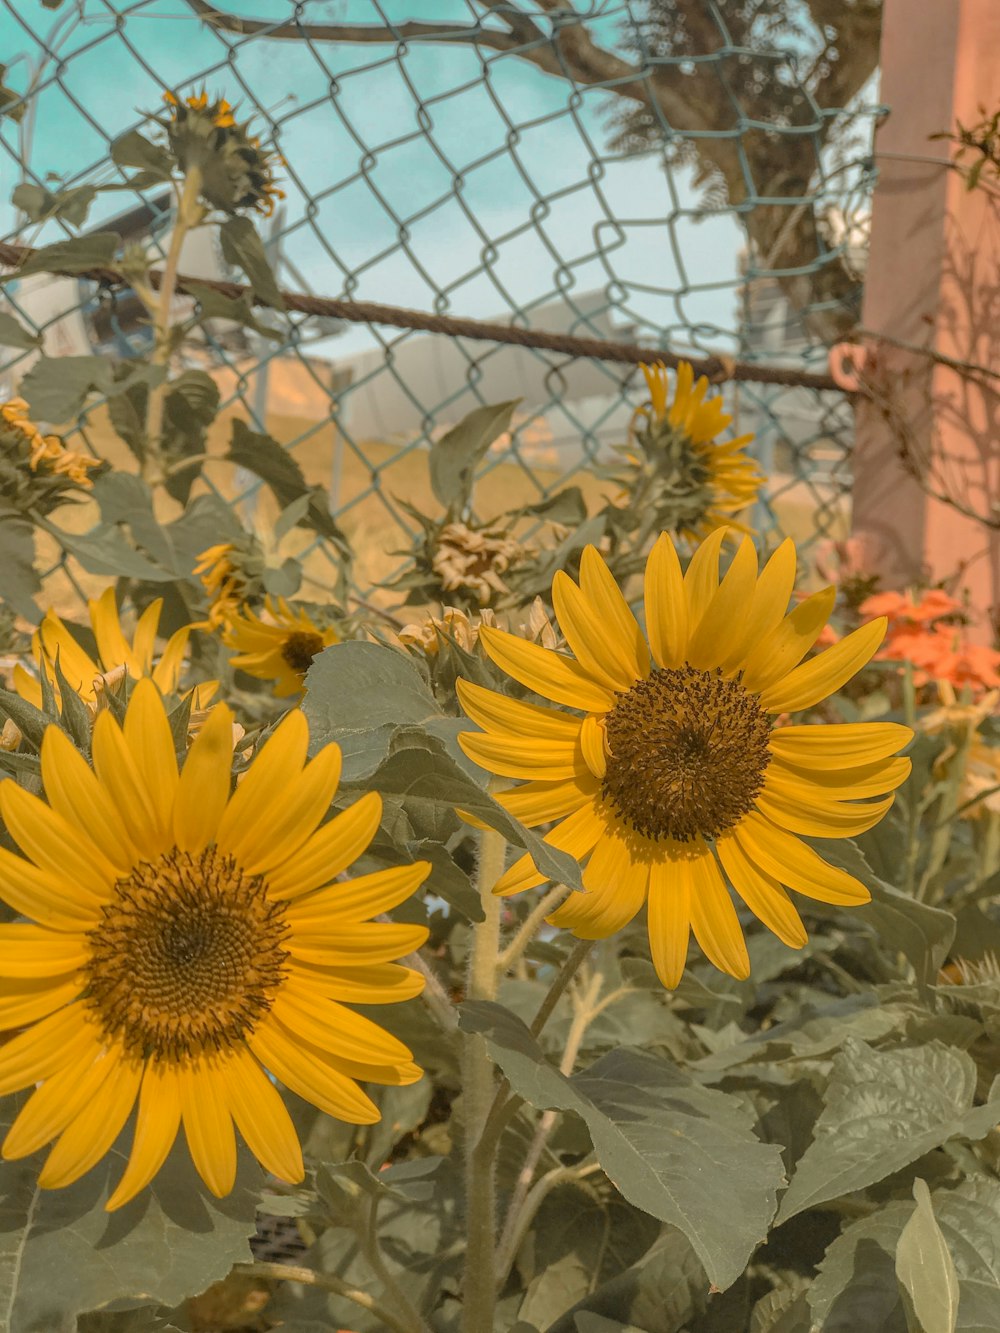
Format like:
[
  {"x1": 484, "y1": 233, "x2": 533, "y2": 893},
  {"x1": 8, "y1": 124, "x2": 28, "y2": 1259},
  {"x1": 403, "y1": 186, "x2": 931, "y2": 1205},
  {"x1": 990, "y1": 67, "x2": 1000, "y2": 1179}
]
[{"x1": 460, "y1": 824, "x2": 506, "y2": 1333}]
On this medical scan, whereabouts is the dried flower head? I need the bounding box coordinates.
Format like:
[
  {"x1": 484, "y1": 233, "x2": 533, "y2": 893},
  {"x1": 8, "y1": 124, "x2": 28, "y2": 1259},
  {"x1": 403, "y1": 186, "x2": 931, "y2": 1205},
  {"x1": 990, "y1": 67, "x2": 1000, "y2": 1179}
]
[
  {"x1": 431, "y1": 522, "x2": 533, "y2": 608},
  {"x1": 161, "y1": 89, "x2": 285, "y2": 217}
]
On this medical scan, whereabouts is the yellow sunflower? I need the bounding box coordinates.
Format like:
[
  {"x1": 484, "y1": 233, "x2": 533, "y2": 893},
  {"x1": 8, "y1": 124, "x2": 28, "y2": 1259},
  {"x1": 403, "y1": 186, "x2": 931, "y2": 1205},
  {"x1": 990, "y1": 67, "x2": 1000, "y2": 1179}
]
[
  {"x1": 631, "y1": 361, "x2": 763, "y2": 538},
  {"x1": 13, "y1": 588, "x2": 200, "y2": 710},
  {"x1": 457, "y1": 528, "x2": 912, "y2": 986},
  {"x1": 223, "y1": 597, "x2": 339, "y2": 697},
  {"x1": 0, "y1": 680, "x2": 429, "y2": 1208}
]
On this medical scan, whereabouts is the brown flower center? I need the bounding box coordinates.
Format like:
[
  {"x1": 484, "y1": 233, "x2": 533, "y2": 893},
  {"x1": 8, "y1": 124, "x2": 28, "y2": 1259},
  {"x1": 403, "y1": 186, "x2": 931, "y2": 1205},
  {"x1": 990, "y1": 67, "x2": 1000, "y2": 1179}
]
[
  {"x1": 602, "y1": 666, "x2": 772, "y2": 842},
  {"x1": 85, "y1": 847, "x2": 289, "y2": 1060},
  {"x1": 281, "y1": 630, "x2": 325, "y2": 676}
]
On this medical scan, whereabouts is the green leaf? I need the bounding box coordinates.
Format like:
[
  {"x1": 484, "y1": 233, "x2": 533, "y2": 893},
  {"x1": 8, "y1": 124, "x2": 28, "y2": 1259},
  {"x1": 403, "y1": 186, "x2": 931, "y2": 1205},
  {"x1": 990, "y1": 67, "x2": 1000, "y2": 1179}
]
[
  {"x1": 11, "y1": 182, "x2": 97, "y2": 229},
  {"x1": 162, "y1": 369, "x2": 220, "y2": 503},
  {"x1": 51, "y1": 524, "x2": 174, "y2": 581},
  {"x1": 5, "y1": 232, "x2": 118, "y2": 282},
  {"x1": 0, "y1": 516, "x2": 41, "y2": 621},
  {"x1": 0, "y1": 1094, "x2": 261, "y2": 1332},
  {"x1": 110, "y1": 129, "x2": 175, "y2": 180},
  {"x1": 220, "y1": 215, "x2": 285, "y2": 310},
  {"x1": 544, "y1": 1228, "x2": 708, "y2": 1333},
  {"x1": 895, "y1": 1179, "x2": 959, "y2": 1333},
  {"x1": 775, "y1": 1040, "x2": 1000, "y2": 1224},
  {"x1": 0, "y1": 311, "x2": 41, "y2": 351},
  {"x1": 812, "y1": 838, "x2": 956, "y2": 991},
  {"x1": 185, "y1": 279, "x2": 284, "y2": 341},
  {"x1": 510, "y1": 486, "x2": 587, "y2": 527},
  {"x1": 93, "y1": 472, "x2": 176, "y2": 569},
  {"x1": 225, "y1": 419, "x2": 345, "y2": 546},
  {"x1": 811, "y1": 1179, "x2": 1000, "y2": 1333},
  {"x1": 749, "y1": 1286, "x2": 813, "y2": 1333},
  {"x1": 429, "y1": 400, "x2": 519, "y2": 512},
  {"x1": 460, "y1": 1002, "x2": 785, "y2": 1290}
]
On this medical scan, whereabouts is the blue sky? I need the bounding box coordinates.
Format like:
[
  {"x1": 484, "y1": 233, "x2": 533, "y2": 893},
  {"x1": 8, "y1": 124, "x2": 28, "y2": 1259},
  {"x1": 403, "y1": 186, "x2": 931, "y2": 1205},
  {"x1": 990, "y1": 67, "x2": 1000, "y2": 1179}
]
[{"x1": 0, "y1": 0, "x2": 749, "y2": 359}]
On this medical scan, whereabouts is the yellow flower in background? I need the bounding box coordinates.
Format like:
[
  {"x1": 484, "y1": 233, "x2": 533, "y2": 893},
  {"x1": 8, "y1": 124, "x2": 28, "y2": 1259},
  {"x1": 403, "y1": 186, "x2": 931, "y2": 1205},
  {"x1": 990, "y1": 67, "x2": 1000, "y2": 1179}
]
[
  {"x1": 194, "y1": 542, "x2": 245, "y2": 631},
  {"x1": 632, "y1": 362, "x2": 763, "y2": 539},
  {"x1": 163, "y1": 89, "x2": 235, "y2": 129},
  {"x1": 223, "y1": 597, "x2": 338, "y2": 697},
  {"x1": 0, "y1": 681, "x2": 429, "y2": 1207},
  {"x1": 13, "y1": 588, "x2": 200, "y2": 710},
  {"x1": 458, "y1": 528, "x2": 912, "y2": 987},
  {"x1": 1, "y1": 397, "x2": 100, "y2": 489}
]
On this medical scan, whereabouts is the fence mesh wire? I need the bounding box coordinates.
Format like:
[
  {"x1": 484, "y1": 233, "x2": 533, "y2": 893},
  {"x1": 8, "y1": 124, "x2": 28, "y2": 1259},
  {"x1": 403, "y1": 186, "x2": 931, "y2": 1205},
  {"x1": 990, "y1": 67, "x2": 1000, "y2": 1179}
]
[{"x1": 0, "y1": 1, "x2": 882, "y2": 615}]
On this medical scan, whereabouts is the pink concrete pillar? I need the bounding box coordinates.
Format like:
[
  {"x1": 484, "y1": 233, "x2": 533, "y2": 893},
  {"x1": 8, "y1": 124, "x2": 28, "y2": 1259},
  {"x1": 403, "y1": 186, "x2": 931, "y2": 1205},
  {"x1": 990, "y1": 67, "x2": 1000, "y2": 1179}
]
[{"x1": 838, "y1": 0, "x2": 1000, "y2": 643}]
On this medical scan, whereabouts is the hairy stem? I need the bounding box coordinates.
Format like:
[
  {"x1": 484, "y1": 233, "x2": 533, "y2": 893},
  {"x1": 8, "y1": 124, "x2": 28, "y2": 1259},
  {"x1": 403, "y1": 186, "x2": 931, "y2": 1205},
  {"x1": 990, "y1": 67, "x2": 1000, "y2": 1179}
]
[
  {"x1": 360, "y1": 1193, "x2": 434, "y2": 1333},
  {"x1": 459, "y1": 823, "x2": 506, "y2": 1333},
  {"x1": 233, "y1": 1261, "x2": 416, "y2": 1333},
  {"x1": 497, "y1": 883, "x2": 570, "y2": 973}
]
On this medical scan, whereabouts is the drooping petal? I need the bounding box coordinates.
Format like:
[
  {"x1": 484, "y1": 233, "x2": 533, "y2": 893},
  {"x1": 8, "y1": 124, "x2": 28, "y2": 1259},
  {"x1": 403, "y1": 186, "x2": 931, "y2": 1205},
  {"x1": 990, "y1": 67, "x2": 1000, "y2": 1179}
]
[
  {"x1": 688, "y1": 844, "x2": 750, "y2": 980},
  {"x1": 646, "y1": 856, "x2": 692, "y2": 988},
  {"x1": 716, "y1": 832, "x2": 807, "y2": 949},
  {"x1": 249, "y1": 1019, "x2": 380, "y2": 1123},
  {"x1": 106, "y1": 1061, "x2": 183, "y2": 1210},
  {"x1": 37, "y1": 1049, "x2": 142, "y2": 1188},
  {"x1": 3, "y1": 1043, "x2": 119, "y2": 1160},
  {"x1": 734, "y1": 812, "x2": 871, "y2": 905},
  {"x1": 224, "y1": 1046, "x2": 304, "y2": 1185}
]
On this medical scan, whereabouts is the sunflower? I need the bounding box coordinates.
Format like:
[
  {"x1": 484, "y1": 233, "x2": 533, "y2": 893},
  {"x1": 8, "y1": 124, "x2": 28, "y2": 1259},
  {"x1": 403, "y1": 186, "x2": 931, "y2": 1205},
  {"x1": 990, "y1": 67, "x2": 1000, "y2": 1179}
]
[
  {"x1": 457, "y1": 528, "x2": 912, "y2": 986},
  {"x1": 628, "y1": 362, "x2": 763, "y2": 539},
  {"x1": 0, "y1": 680, "x2": 429, "y2": 1207},
  {"x1": 13, "y1": 588, "x2": 200, "y2": 711},
  {"x1": 161, "y1": 89, "x2": 285, "y2": 217},
  {"x1": 223, "y1": 597, "x2": 339, "y2": 697}
]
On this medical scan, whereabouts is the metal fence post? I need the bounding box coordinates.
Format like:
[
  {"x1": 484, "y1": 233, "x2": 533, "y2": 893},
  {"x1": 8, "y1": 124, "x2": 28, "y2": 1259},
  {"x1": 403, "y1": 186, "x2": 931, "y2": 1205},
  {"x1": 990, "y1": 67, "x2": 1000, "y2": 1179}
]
[{"x1": 841, "y1": 0, "x2": 1000, "y2": 640}]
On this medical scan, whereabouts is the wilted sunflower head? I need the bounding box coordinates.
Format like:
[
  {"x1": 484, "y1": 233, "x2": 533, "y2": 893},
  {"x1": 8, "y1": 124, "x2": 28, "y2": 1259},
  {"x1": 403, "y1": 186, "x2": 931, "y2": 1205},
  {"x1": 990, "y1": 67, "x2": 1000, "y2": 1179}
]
[
  {"x1": 457, "y1": 526, "x2": 912, "y2": 988},
  {"x1": 0, "y1": 681, "x2": 429, "y2": 1207},
  {"x1": 1, "y1": 397, "x2": 101, "y2": 513},
  {"x1": 625, "y1": 361, "x2": 763, "y2": 541},
  {"x1": 160, "y1": 88, "x2": 285, "y2": 217}
]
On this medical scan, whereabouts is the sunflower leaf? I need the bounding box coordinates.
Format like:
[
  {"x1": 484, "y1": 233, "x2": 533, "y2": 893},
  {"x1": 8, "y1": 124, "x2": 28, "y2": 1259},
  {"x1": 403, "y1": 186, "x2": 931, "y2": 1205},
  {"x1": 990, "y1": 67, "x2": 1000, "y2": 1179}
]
[
  {"x1": 895, "y1": 1179, "x2": 959, "y2": 1333},
  {"x1": 460, "y1": 1001, "x2": 784, "y2": 1291},
  {"x1": 429, "y1": 399, "x2": 520, "y2": 513},
  {"x1": 0, "y1": 1092, "x2": 262, "y2": 1332},
  {"x1": 775, "y1": 1040, "x2": 1000, "y2": 1224}
]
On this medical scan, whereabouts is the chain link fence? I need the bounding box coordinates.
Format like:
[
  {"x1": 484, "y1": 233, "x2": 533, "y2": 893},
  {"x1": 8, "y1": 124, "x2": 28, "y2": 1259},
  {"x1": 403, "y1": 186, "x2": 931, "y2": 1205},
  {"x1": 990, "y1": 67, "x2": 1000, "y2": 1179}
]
[{"x1": 0, "y1": 0, "x2": 882, "y2": 615}]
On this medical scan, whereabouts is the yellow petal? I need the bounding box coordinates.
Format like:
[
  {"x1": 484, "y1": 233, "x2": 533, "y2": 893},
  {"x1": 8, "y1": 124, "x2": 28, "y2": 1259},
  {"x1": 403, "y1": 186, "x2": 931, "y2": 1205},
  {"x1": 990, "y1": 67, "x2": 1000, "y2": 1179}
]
[
  {"x1": 151, "y1": 625, "x2": 191, "y2": 693},
  {"x1": 38, "y1": 1048, "x2": 142, "y2": 1188},
  {"x1": 0, "y1": 782, "x2": 113, "y2": 902},
  {"x1": 179, "y1": 1058, "x2": 237, "y2": 1198},
  {"x1": 688, "y1": 845, "x2": 750, "y2": 980},
  {"x1": 266, "y1": 791, "x2": 383, "y2": 901},
  {"x1": 270, "y1": 986, "x2": 413, "y2": 1065},
  {"x1": 40, "y1": 725, "x2": 137, "y2": 871},
  {"x1": 89, "y1": 587, "x2": 133, "y2": 673},
  {"x1": 459, "y1": 731, "x2": 587, "y2": 781},
  {"x1": 758, "y1": 619, "x2": 887, "y2": 714},
  {"x1": 767, "y1": 755, "x2": 911, "y2": 799},
  {"x1": 0, "y1": 847, "x2": 101, "y2": 929},
  {"x1": 718, "y1": 537, "x2": 797, "y2": 674},
  {"x1": 225, "y1": 1047, "x2": 304, "y2": 1185},
  {"x1": 577, "y1": 545, "x2": 650, "y2": 683},
  {"x1": 216, "y1": 710, "x2": 309, "y2": 852},
  {"x1": 715, "y1": 832, "x2": 807, "y2": 948},
  {"x1": 644, "y1": 532, "x2": 688, "y2": 668},
  {"x1": 456, "y1": 678, "x2": 584, "y2": 740},
  {"x1": 287, "y1": 959, "x2": 424, "y2": 1004},
  {"x1": 478, "y1": 626, "x2": 615, "y2": 713},
  {"x1": 131, "y1": 598, "x2": 164, "y2": 672},
  {"x1": 492, "y1": 797, "x2": 608, "y2": 897},
  {"x1": 548, "y1": 828, "x2": 647, "y2": 938},
  {"x1": 646, "y1": 857, "x2": 691, "y2": 988},
  {"x1": 249, "y1": 1019, "x2": 380, "y2": 1123},
  {"x1": 173, "y1": 702, "x2": 235, "y2": 853},
  {"x1": 122, "y1": 679, "x2": 178, "y2": 840},
  {"x1": 741, "y1": 586, "x2": 837, "y2": 693},
  {"x1": 683, "y1": 527, "x2": 728, "y2": 628},
  {"x1": 91, "y1": 709, "x2": 164, "y2": 852},
  {"x1": 0, "y1": 1003, "x2": 94, "y2": 1095},
  {"x1": 0, "y1": 924, "x2": 88, "y2": 976},
  {"x1": 686, "y1": 536, "x2": 758, "y2": 671},
  {"x1": 286, "y1": 920, "x2": 429, "y2": 966},
  {"x1": 3, "y1": 1042, "x2": 117, "y2": 1159},
  {"x1": 222, "y1": 742, "x2": 342, "y2": 873},
  {"x1": 579, "y1": 715, "x2": 607, "y2": 779},
  {"x1": 755, "y1": 784, "x2": 895, "y2": 838},
  {"x1": 106, "y1": 1061, "x2": 183, "y2": 1210},
  {"x1": 768, "y1": 722, "x2": 912, "y2": 769},
  {"x1": 0, "y1": 975, "x2": 82, "y2": 1029},
  {"x1": 285, "y1": 861, "x2": 430, "y2": 925},
  {"x1": 497, "y1": 777, "x2": 596, "y2": 828},
  {"x1": 734, "y1": 812, "x2": 871, "y2": 905}
]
